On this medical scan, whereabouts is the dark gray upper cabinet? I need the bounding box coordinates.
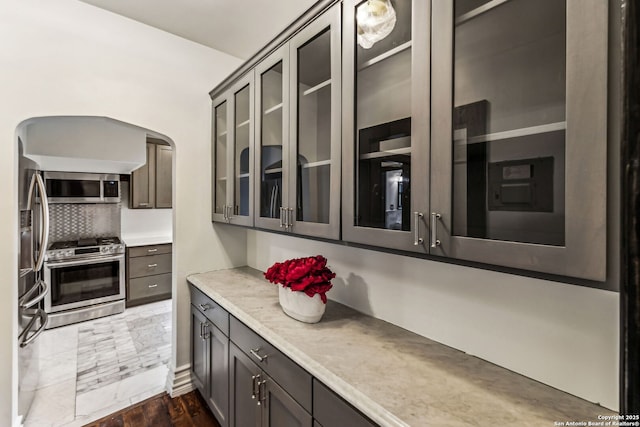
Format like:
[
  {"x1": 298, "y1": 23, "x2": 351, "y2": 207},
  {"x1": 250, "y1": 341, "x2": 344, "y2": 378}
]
[
  {"x1": 131, "y1": 140, "x2": 173, "y2": 209},
  {"x1": 341, "y1": 0, "x2": 431, "y2": 253},
  {"x1": 429, "y1": 0, "x2": 608, "y2": 280},
  {"x1": 253, "y1": 4, "x2": 342, "y2": 239},
  {"x1": 212, "y1": 72, "x2": 255, "y2": 226},
  {"x1": 209, "y1": 0, "x2": 610, "y2": 281}
]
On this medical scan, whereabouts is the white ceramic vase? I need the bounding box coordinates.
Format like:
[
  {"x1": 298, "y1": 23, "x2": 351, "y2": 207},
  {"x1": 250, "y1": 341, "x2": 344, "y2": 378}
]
[{"x1": 278, "y1": 286, "x2": 326, "y2": 323}]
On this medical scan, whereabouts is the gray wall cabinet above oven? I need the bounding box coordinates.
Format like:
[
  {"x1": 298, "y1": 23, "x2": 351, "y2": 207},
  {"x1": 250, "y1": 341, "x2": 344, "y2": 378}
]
[{"x1": 131, "y1": 140, "x2": 173, "y2": 209}]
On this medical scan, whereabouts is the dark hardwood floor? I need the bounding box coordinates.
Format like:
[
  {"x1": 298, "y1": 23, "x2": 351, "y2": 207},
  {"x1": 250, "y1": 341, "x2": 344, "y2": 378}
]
[{"x1": 82, "y1": 390, "x2": 221, "y2": 427}]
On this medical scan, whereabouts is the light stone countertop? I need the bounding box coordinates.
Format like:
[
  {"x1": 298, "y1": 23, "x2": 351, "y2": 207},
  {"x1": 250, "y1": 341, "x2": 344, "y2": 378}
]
[
  {"x1": 187, "y1": 267, "x2": 614, "y2": 427},
  {"x1": 122, "y1": 235, "x2": 172, "y2": 247}
]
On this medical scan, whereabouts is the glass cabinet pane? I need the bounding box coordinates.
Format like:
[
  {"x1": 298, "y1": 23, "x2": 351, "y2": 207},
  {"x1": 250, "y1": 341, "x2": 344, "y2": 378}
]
[
  {"x1": 259, "y1": 62, "x2": 285, "y2": 219},
  {"x1": 296, "y1": 28, "x2": 332, "y2": 224},
  {"x1": 451, "y1": 0, "x2": 566, "y2": 245},
  {"x1": 234, "y1": 84, "x2": 251, "y2": 217},
  {"x1": 355, "y1": 0, "x2": 412, "y2": 231},
  {"x1": 214, "y1": 101, "x2": 228, "y2": 215}
]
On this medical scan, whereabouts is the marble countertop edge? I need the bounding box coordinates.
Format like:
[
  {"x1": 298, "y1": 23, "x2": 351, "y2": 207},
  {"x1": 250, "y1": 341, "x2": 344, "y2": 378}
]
[{"x1": 187, "y1": 273, "x2": 408, "y2": 427}]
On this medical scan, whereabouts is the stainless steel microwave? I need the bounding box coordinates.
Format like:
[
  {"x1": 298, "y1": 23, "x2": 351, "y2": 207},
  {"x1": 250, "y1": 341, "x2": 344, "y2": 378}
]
[{"x1": 43, "y1": 172, "x2": 120, "y2": 203}]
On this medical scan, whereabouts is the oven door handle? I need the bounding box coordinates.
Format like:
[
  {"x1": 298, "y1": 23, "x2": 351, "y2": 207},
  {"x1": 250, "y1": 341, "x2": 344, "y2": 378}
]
[
  {"x1": 19, "y1": 308, "x2": 48, "y2": 348},
  {"x1": 19, "y1": 279, "x2": 49, "y2": 310},
  {"x1": 46, "y1": 254, "x2": 124, "y2": 268}
]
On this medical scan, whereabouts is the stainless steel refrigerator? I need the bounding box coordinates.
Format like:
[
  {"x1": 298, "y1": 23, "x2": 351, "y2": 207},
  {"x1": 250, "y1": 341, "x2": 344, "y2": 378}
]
[{"x1": 17, "y1": 140, "x2": 50, "y2": 421}]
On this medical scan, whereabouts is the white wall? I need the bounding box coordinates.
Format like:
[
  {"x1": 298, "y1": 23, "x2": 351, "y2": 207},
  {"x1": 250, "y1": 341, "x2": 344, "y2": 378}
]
[
  {"x1": 0, "y1": 1, "x2": 247, "y2": 425},
  {"x1": 247, "y1": 230, "x2": 619, "y2": 410},
  {"x1": 120, "y1": 181, "x2": 173, "y2": 239}
]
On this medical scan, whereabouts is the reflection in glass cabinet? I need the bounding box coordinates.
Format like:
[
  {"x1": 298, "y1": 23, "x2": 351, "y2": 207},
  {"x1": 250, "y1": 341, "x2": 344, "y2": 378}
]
[
  {"x1": 296, "y1": 28, "x2": 332, "y2": 224},
  {"x1": 234, "y1": 84, "x2": 251, "y2": 217},
  {"x1": 451, "y1": 0, "x2": 566, "y2": 246},
  {"x1": 355, "y1": 0, "x2": 412, "y2": 232},
  {"x1": 259, "y1": 61, "x2": 285, "y2": 220},
  {"x1": 214, "y1": 101, "x2": 227, "y2": 216}
]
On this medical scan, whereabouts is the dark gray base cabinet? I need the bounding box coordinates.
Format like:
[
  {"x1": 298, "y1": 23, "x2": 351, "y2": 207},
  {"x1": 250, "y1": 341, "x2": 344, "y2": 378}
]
[
  {"x1": 189, "y1": 283, "x2": 377, "y2": 427},
  {"x1": 190, "y1": 287, "x2": 230, "y2": 427},
  {"x1": 126, "y1": 243, "x2": 172, "y2": 307},
  {"x1": 229, "y1": 342, "x2": 312, "y2": 427}
]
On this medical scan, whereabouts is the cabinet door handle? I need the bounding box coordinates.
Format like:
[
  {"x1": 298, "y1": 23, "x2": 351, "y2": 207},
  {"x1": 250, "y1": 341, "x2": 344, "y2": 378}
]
[
  {"x1": 430, "y1": 212, "x2": 442, "y2": 248},
  {"x1": 139, "y1": 202, "x2": 149, "y2": 207},
  {"x1": 147, "y1": 248, "x2": 158, "y2": 253},
  {"x1": 202, "y1": 322, "x2": 209, "y2": 339},
  {"x1": 257, "y1": 379, "x2": 267, "y2": 406},
  {"x1": 287, "y1": 207, "x2": 294, "y2": 229},
  {"x1": 198, "y1": 303, "x2": 210, "y2": 311},
  {"x1": 199, "y1": 321, "x2": 203, "y2": 339},
  {"x1": 226, "y1": 205, "x2": 232, "y2": 222},
  {"x1": 414, "y1": 212, "x2": 424, "y2": 245},
  {"x1": 250, "y1": 347, "x2": 268, "y2": 362},
  {"x1": 148, "y1": 263, "x2": 158, "y2": 268},
  {"x1": 251, "y1": 374, "x2": 261, "y2": 401},
  {"x1": 148, "y1": 284, "x2": 158, "y2": 288}
]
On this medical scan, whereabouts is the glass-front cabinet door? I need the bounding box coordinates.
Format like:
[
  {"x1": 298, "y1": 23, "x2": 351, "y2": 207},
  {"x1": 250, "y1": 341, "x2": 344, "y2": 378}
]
[
  {"x1": 212, "y1": 95, "x2": 229, "y2": 222},
  {"x1": 254, "y1": 45, "x2": 290, "y2": 231},
  {"x1": 255, "y1": 4, "x2": 341, "y2": 238},
  {"x1": 288, "y1": 3, "x2": 341, "y2": 239},
  {"x1": 212, "y1": 72, "x2": 255, "y2": 226},
  {"x1": 430, "y1": 0, "x2": 608, "y2": 280},
  {"x1": 342, "y1": 0, "x2": 430, "y2": 252}
]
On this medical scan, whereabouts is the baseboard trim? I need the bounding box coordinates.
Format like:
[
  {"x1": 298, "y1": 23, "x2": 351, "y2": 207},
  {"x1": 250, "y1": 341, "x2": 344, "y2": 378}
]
[{"x1": 166, "y1": 363, "x2": 194, "y2": 397}]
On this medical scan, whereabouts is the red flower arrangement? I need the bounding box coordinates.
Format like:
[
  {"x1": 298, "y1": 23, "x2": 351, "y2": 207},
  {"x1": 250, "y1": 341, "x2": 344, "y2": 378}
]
[{"x1": 264, "y1": 255, "x2": 335, "y2": 303}]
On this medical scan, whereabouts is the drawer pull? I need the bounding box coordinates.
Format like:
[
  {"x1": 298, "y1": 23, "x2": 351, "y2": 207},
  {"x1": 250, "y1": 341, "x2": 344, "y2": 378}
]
[
  {"x1": 250, "y1": 347, "x2": 268, "y2": 363},
  {"x1": 147, "y1": 248, "x2": 158, "y2": 253},
  {"x1": 148, "y1": 284, "x2": 158, "y2": 288},
  {"x1": 198, "y1": 303, "x2": 210, "y2": 311},
  {"x1": 148, "y1": 263, "x2": 158, "y2": 268}
]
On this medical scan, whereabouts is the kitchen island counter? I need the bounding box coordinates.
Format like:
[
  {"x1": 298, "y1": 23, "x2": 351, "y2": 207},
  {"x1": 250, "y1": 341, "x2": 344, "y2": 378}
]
[{"x1": 187, "y1": 267, "x2": 614, "y2": 427}]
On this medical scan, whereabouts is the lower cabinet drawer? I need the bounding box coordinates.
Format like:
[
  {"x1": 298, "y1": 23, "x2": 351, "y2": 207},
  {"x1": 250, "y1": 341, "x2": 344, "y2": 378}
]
[
  {"x1": 129, "y1": 253, "x2": 172, "y2": 278},
  {"x1": 313, "y1": 379, "x2": 377, "y2": 427},
  {"x1": 230, "y1": 316, "x2": 312, "y2": 412},
  {"x1": 129, "y1": 273, "x2": 171, "y2": 300}
]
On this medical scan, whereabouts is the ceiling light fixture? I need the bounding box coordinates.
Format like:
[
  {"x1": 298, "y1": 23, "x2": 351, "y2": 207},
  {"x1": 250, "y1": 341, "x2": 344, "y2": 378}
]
[{"x1": 356, "y1": 0, "x2": 397, "y2": 49}]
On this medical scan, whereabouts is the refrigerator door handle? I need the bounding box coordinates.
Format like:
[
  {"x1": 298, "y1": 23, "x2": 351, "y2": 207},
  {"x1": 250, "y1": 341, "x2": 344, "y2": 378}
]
[
  {"x1": 18, "y1": 309, "x2": 48, "y2": 348},
  {"x1": 18, "y1": 279, "x2": 48, "y2": 310},
  {"x1": 27, "y1": 174, "x2": 49, "y2": 272}
]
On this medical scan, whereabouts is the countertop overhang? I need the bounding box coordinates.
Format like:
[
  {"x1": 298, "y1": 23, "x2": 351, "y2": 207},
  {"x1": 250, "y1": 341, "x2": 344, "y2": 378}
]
[{"x1": 187, "y1": 267, "x2": 612, "y2": 427}]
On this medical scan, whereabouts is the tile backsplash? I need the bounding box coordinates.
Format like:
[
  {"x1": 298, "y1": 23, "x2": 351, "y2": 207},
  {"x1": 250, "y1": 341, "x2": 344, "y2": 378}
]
[{"x1": 48, "y1": 203, "x2": 121, "y2": 242}]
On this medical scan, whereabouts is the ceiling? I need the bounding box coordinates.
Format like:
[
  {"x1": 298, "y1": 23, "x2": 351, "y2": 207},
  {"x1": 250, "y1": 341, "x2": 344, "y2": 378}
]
[{"x1": 78, "y1": 0, "x2": 318, "y2": 59}]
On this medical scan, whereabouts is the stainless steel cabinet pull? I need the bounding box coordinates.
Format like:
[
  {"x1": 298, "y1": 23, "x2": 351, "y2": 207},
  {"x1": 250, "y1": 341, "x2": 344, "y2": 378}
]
[
  {"x1": 148, "y1": 284, "x2": 158, "y2": 288},
  {"x1": 413, "y1": 212, "x2": 424, "y2": 245},
  {"x1": 139, "y1": 202, "x2": 149, "y2": 206},
  {"x1": 250, "y1": 347, "x2": 268, "y2": 362},
  {"x1": 251, "y1": 374, "x2": 261, "y2": 400},
  {"x1": 287, "y1": 207, "x2": 294, "y2": 229},
  {"x1": 226, "y1": 205, "x2": 232, "y2": 221},
  {"x1": 199, "y1": 322, "x2": 204, "y2": 339},
  {"x1": 148, "y1": 263, "x2": 158, "y2": 268},
  {"x1": 147, "y1": 248, "x2": 158, "y2": 253},
  {"x1": 198, "y1": 303, "x2": 210, "y2": 311},
  {"x1": 202, "y1": 322, "x2": 209, "y2": 339},
  {"x1": 430, "y1": 212, "x2": 442, "y2": 248},
  {"x1": 257, "y1": 379, "x2": 267, "y2": 406}
]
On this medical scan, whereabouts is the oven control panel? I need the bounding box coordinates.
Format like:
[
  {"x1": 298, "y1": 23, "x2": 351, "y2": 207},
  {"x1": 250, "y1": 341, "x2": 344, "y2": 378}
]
[{"x1": 45, "y1": 244, "x2": 125, "y2": 261}]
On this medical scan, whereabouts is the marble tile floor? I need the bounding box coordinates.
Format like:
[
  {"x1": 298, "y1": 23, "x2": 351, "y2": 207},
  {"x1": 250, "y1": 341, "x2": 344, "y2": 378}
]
[{"x1": 24, "y1": 299, "x2": 172, "y2": 427}]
